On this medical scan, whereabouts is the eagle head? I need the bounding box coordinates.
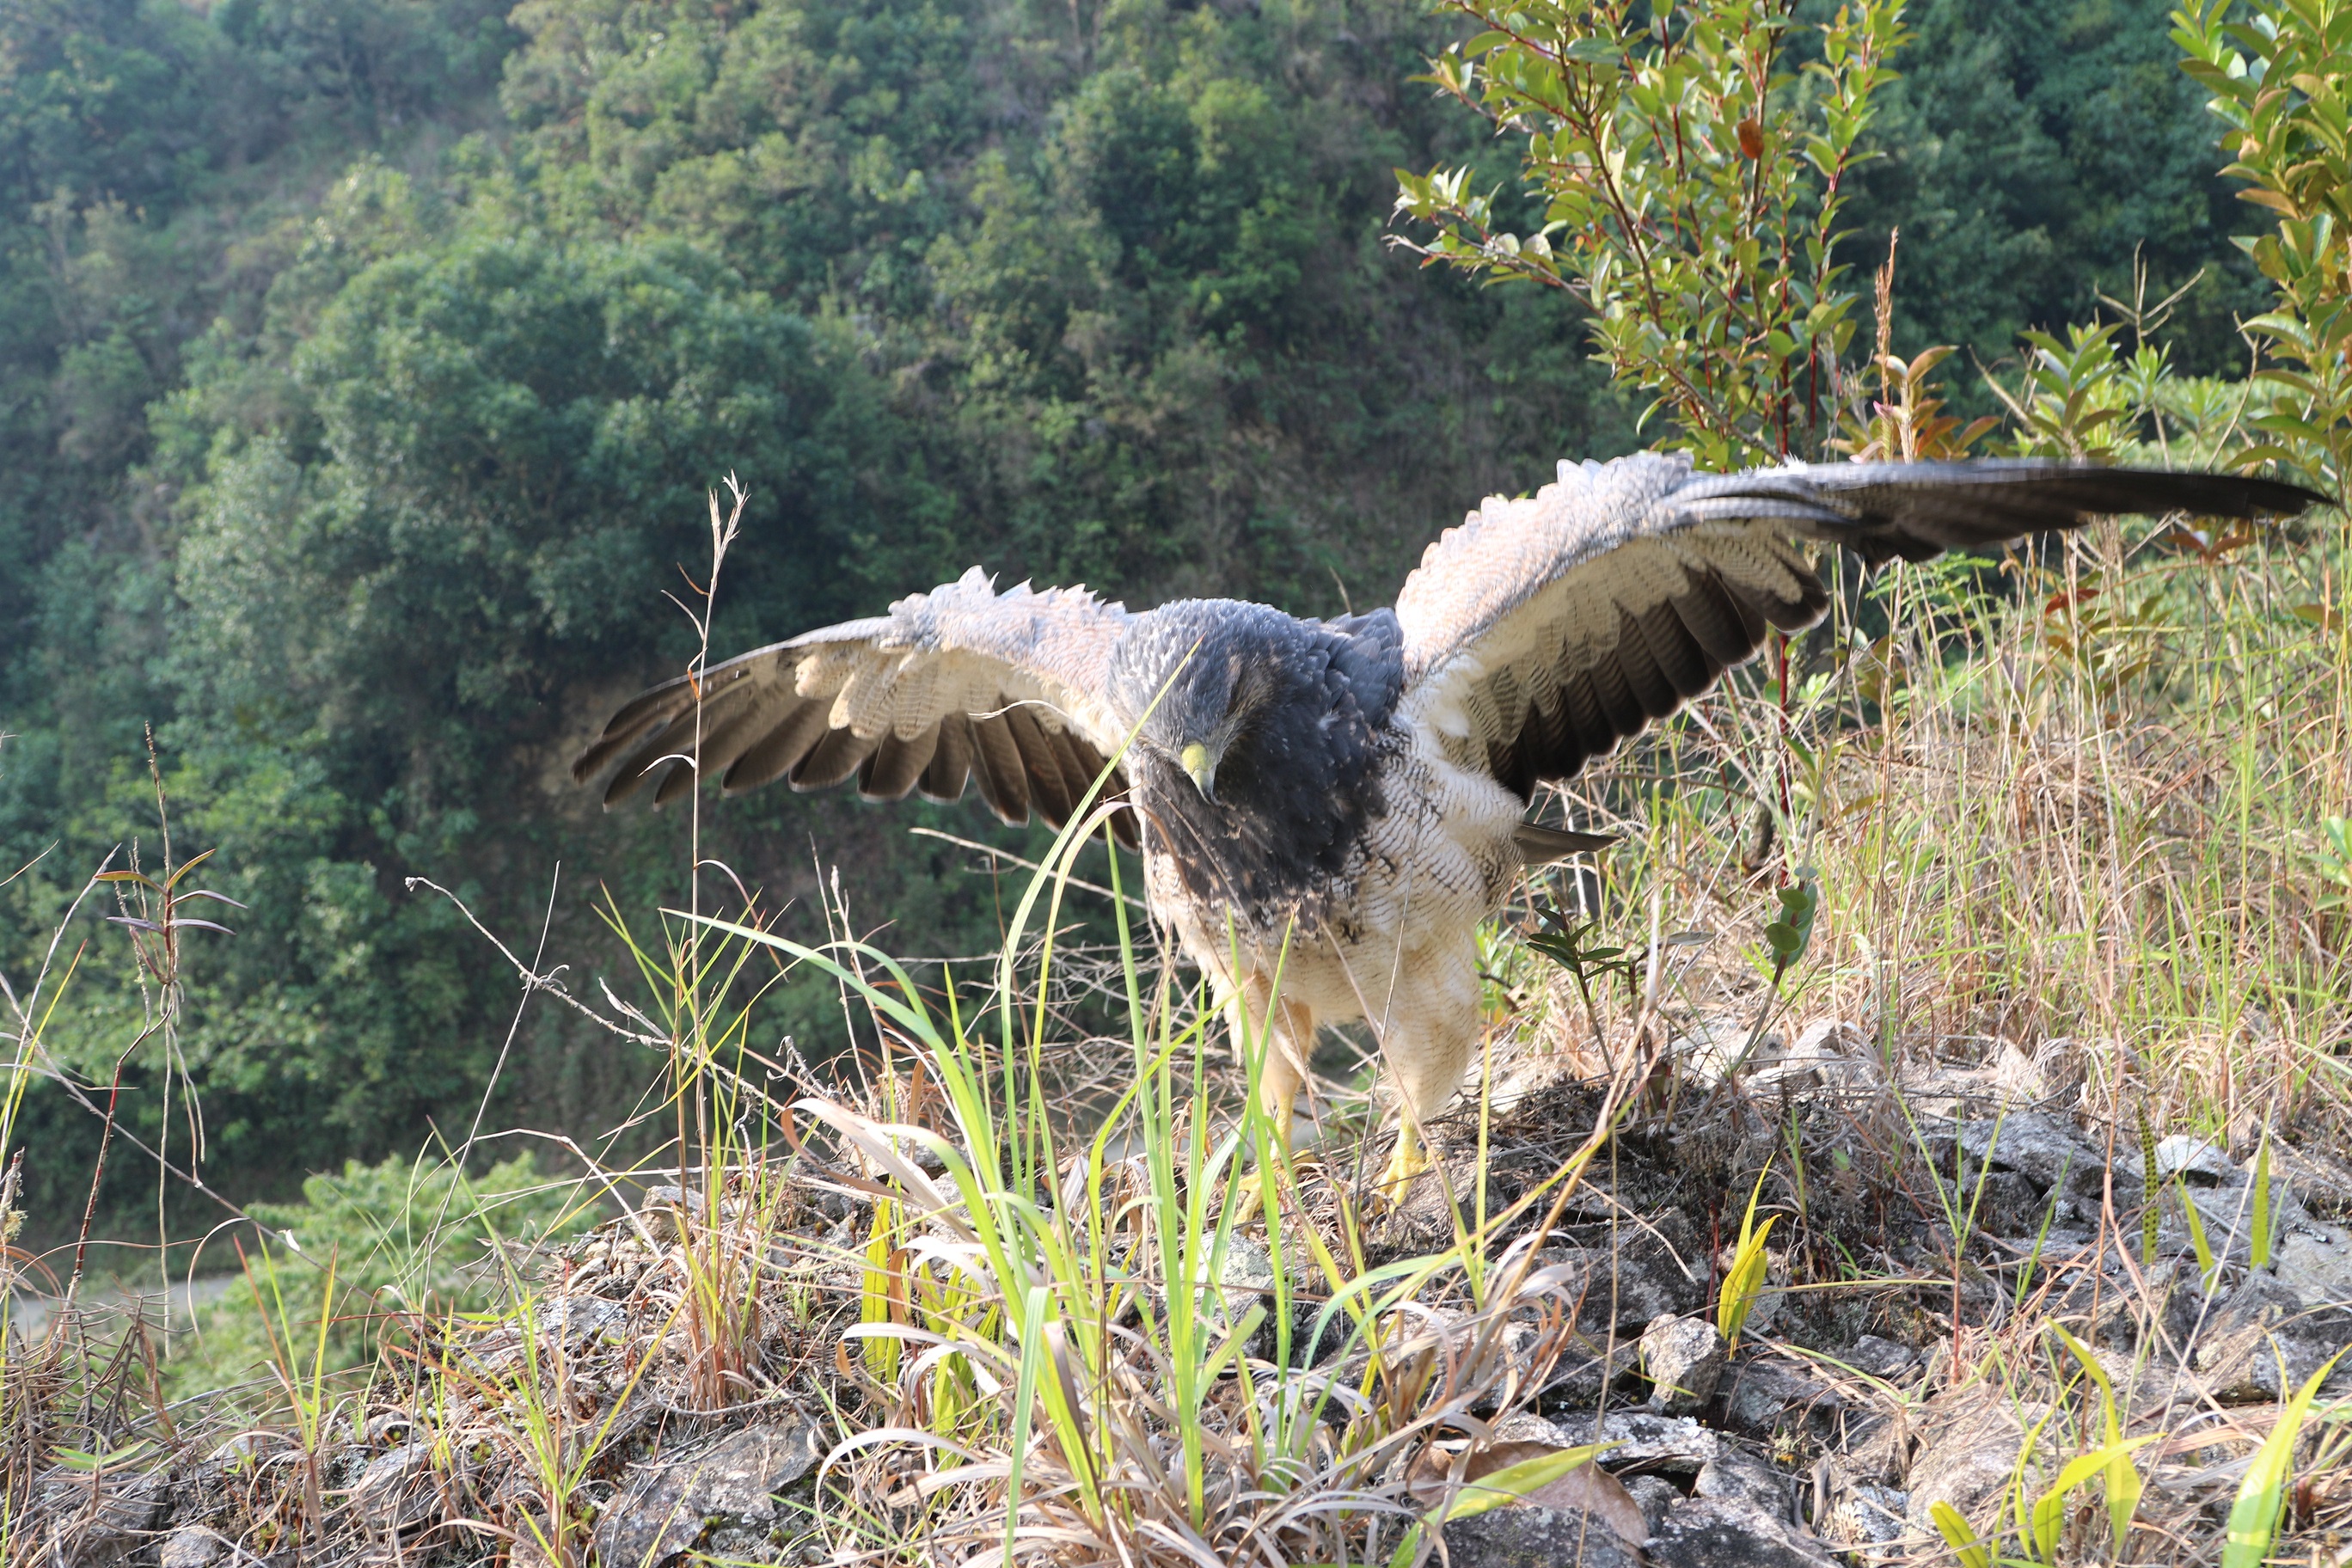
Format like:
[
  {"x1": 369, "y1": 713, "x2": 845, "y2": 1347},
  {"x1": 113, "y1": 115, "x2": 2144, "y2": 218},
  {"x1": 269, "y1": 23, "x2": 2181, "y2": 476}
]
[
  {"x1": 1105, "y1": 598, "x2": 1402, "y2": 910},
  {"x1": 1110, "y1": 601, "x2": 1289, "y2": 805}
]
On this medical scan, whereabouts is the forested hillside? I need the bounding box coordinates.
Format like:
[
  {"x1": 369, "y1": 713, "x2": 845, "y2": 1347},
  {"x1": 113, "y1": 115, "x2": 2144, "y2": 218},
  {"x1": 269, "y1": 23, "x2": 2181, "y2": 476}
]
[{"x1": 0, "y1": 0, "x2": 2265, "y2": 1231}]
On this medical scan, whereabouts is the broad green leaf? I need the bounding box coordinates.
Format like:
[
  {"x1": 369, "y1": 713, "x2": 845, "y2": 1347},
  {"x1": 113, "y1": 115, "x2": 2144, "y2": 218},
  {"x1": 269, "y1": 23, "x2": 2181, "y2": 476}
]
[
  {"x1": 2223, "y1": 1353, "x2": 2344, "y2": 1568},
  {"x1": 1442, "y1": 1443, "x2": 1619, "y2": 1522},
  {"x1": 1930, "y1": 1499, "x2": 1991, "y2": 1568}
]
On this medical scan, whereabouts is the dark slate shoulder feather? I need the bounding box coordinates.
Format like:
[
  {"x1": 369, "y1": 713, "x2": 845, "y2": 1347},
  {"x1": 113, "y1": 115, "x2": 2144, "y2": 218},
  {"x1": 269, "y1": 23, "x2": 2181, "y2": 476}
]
[{"x1": 1324, "y1": 608, "x2": 1406, "y2": 725}]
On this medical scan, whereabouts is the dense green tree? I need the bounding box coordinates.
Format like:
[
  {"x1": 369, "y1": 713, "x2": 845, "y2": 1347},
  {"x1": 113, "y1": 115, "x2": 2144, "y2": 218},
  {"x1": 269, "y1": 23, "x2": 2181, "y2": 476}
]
[
  {"x1": 150, "y1": 230, "x2": 910, "y2": 1160},
  {"x1": 0, "y1": 0, "x2": 2274, "y2": 1236},
  {"x1": 1840, "y1": 0, "x2": 2269, "y2": 380}
]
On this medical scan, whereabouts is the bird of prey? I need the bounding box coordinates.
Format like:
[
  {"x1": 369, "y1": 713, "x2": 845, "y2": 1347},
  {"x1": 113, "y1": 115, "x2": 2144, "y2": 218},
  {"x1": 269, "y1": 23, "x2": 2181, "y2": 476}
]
[{"x1": 575, "y1": 455, "x2": 2323, "y2": 1192}]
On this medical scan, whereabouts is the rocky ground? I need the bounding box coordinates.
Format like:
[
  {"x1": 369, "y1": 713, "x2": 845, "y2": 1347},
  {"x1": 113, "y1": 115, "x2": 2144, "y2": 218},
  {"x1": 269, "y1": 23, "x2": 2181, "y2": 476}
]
[{"x1": 21, "y1": 1018, "x2": 2352, "y2": 1566}]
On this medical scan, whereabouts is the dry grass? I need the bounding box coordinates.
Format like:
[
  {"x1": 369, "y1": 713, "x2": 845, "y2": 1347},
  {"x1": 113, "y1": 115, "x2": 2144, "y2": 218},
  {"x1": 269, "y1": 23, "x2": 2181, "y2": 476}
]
[{"x1": 7, "y1": 489, "x2": 2352, "y2": 1567}]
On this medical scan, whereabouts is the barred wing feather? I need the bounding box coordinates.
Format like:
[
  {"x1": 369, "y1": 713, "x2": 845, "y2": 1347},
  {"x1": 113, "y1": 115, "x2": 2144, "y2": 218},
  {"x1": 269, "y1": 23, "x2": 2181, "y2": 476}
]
[
  {"x1": 573, "y1": 568, "x2": 1137, "y2": 843},
  {"x1": 1395, "y1": 454, "x2": 2325, "y2": 799}
]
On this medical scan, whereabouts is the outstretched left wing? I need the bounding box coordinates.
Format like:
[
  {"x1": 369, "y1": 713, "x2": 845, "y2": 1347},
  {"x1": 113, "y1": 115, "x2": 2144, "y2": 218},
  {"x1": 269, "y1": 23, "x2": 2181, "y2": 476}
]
[
  {"x1": 1393, "y1": 454, "x2": 2326, "y2": 798},
  {"x1": 573, "y1": 568, "x2": 1137, "y2": 841}
]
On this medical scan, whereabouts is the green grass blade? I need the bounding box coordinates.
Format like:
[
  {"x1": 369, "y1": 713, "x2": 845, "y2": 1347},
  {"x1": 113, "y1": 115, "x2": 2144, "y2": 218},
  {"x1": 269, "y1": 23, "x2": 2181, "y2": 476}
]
[
  {"x1": 1930, "y1": 1499, "x2": 1991, "y2": 1568},
  {"x1": 2223, "y1": 1353, "x2": 2343, "y2": 1568},
  {"x1": 2252, "y1": 1132, "x2": 2274, "y2": 1271},
  {"x1": 2177, "y1": 1173, "x2": 2218, "y2": 1291},
  {"x1": 2031, "y1": 1438, "x2": 2154, "y2": 1561}
]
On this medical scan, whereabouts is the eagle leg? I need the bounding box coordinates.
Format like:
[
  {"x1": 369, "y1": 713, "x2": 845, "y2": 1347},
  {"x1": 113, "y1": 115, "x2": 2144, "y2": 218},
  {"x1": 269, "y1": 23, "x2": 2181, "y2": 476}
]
[
  {"x1": 1227, "y1": 989, "x2": 1312, "y2": 1140},
  {"x1": 1366, "y1": 948, "x2": 1483, "y2": 1205},
  {"x1": 1221, "y1": 982, "x2": 1315, "y2": 1185}
]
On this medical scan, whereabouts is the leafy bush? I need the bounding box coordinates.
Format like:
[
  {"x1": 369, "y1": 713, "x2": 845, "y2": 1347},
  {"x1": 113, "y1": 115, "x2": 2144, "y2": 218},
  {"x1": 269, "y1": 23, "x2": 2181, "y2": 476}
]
[
  {"x1": 166, "y1": 1148, "x2": 591, "y2": 1400},
  {"x1": 2175, "y1": 0, "x2": 2352, "y2": 493},
  {"x1": 1396, "y1": 0, "x2": 1909, "y2": 466}
]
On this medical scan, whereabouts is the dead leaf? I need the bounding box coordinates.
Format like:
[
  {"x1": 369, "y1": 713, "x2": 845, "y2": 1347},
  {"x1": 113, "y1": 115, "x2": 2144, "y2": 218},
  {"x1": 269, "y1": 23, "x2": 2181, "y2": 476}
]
[
  {"x1": 1736, "y1": 118, "x2": 1764, "y2": 160},
  {"x1": 1412, "y1": 1441, "x2": 1650, "y2": 1548},
  {"x1": 1522, "y1": 1459, "x2": 1650, "y2": 1548}
]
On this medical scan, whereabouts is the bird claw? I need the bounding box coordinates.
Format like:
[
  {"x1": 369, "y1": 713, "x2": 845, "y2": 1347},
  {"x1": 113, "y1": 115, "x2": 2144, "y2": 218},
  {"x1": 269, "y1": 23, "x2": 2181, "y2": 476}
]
[{"x1": 1371, "y1": 1131, "x2": 1432, "y2": 1208}]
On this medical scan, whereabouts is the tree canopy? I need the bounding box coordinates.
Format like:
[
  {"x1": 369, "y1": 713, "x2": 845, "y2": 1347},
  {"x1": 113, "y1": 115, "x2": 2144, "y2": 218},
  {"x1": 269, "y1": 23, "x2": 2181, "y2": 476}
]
[{"x1": 0, "y1": 0, "x2": 2271, "y2": 1232}]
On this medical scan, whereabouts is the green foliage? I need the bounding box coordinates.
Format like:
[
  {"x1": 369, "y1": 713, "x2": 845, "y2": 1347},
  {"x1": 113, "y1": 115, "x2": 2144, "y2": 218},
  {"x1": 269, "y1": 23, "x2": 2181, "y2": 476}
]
[
  {"x1": 1842, "y1": 0, "x2": 2274, "y2": 385},
  {"x1": 167, "y1": 1148, "x2": 587, "y2": 1400},
  {"x1": 2174, "y1": 0, "x2": 2352, "y2": 492},
  {"x1": 2223, "y1": 1352, "x2": 2343, "y2": 1567},
  {"x1": 0, "y1": 0, "x2": 2301, "y2": 1233},
  {"x1": 2050, "y1": 1323, "x2": 2146, "y2": 1552},
  {"x1": 1522, "y1": 909, "x2": 1641, "y2": 1003},
  {"x1": 1396, "y1": 0, "x2": 1908, "y2": 466},
  {"x1": 1762, "y1": 873, "x2": 1819, "y2": 969},
  {"x1": 1930, "y1": 1499, "x2": 1993, "y2": 1568},
  {"x1": 1717, "y1": 1160, "x2": 1778, "y2": 1345}
]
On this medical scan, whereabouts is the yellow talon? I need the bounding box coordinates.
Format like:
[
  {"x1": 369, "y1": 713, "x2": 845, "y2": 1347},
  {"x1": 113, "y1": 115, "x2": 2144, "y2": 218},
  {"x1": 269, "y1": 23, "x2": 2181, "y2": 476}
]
[{"x1": 1374, "y1": 1119, "x2": 1432, "y2": 1205}]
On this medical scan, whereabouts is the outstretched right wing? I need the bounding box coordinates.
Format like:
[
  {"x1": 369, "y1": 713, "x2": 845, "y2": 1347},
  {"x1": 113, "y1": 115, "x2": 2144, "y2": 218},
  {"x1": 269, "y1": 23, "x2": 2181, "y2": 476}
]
[
  {"x1": 1393, "y1": 455, "x2": 2326, "y2": 798},
  {"x1": 573, "y1": 568, "x2": 1136, "y2": 841}
]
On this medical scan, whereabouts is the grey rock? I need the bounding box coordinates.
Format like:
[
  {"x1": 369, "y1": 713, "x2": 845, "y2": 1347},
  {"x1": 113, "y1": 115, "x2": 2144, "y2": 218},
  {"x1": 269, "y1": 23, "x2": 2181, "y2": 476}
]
[
  {"x1": 1620, "y1": 1473, "x2": 1683, "y2": 1535},
  {"x1": 1741, "y1": 1279, "x2": 1789, "y2": 1338},
  {"x1": 158, "y1": 1530, "x2": 232, "y2": 1568},
  {"x1": 2274, "y1": 1142, "x2": 2352, "y2": 1222},
  {"x1": 1822, "y1": 1482, "x2": 1908, "y2": 1547},
  {"x1": 1196, "y1": 1234, "x2": 1279, "y2": 1357},
  {"x1": 2177, "y1": 1178, "x2": 2312, "y2": 1270},
  {"x1": 1844, "y1": 1334, "x2": 1919, "y2": 1381},
  {"x1": 1834, "y1": 1412, "x2": 1910, "y2": 1488},
  {"x1": 1719, "y1": 1356, "x2": 1840, "y2": 1435},
  {"x1": 591, "y1": 1419, "x2": 825, "y2": 1568},
  {"x1": 361, "y1": 1412, "x2": 415, "y2": 1447},
  {"x1": 1514, "y1": 1410, "x2": 1721, "y2": 1476},
  {"x1": 1441, "y1": 1505, "x2": 1645, "y2": 1568},
  {"x1": 2059, "y1": 1254, "x2": 2205, "y2": 1351},
  {"x1": 1992, "y1": 1037, "x2": 2085, "y2": 1105},
  {"x1": 1217, "y1": 1234, "x2": 1277, "y2": 1292},
  {"x1": 2146, "y1": 1277, "x2": 2207, "y2": 1354},
  {"x1": 1903, "y1": 1391, "x2": 2024, "y2": 1528},
  {"x1": 1955, "y1": 1113, "x2": 2104, "y2": 1202},
  {"x1": 2194, "y1": 1271, "x2": 2352, "y2": 1401},
  {"x1": 1550, "y1": 1409, "x2": 1721, "y2": 1472},
  {"x1": 1695, "y1": 1446, "x2": 1792, "y2": 1515},
  {"x1": 2273, "y1": 1223, "x2": 2352, "y2": 1311},
  {"x1": 637, "y1": 1185, "x2": 705, "y2": 1242},
  {"x1": 545, "y1": 1293, "x2": 629, "y2": 1353},
  {"x1": 1672, "y1": 1016, "x2": 1779, "y2": 1083},
  {"x1": 1972, "y1": 1169, "x2": 2045, "y2": 1236},
  {"x1": 2157, "y1": 1135, "x2": 2235, "y2": 1183},
  {"x1": 1750, "y1": 1020, "x2": 1877, "y2": 1098},
  {"x1": 1547, "y1": 1245, "x2": 1707, "y2": 1335},
  {"x1": 1534, "y1": 1338, "x2": 1643, "y2": 1406},
  {"x1": 205, "y1": 1432, "x2": 291, "y2": 1467},
  {"x1": 1648, "y1": 1495, "x2": 1834, "y2": 1566},
  {"x1": 1491, "y1": 1412, "x2": 1578, "y2": 1447},
  {"x1": 352, "y1": 1441, "x2": 439, "y2": 1534},
  {"x1": 1641, "y1": 1314, "x2": 1726, "y2": 1415},
  {"x1": 39, "y1": 1465, "x2": 169, "y2": 1568}
]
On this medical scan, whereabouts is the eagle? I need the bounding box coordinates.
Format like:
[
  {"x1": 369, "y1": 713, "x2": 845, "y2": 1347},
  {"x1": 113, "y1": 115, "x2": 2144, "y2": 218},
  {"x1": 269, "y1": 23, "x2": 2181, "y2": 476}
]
[{"x1": 574, "y1": 455, "x2": 2324, "y2": 1192}]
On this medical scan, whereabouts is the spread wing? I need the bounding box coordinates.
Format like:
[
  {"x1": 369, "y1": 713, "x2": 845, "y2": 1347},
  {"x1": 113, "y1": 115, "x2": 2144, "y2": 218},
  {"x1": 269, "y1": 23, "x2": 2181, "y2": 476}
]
[
  {"x1": 1395, "y1": 454, "x2": 2327, "y2": 798},
  {"x1": 573, "y1": 567, "x2": 1137, "y2": 842}
]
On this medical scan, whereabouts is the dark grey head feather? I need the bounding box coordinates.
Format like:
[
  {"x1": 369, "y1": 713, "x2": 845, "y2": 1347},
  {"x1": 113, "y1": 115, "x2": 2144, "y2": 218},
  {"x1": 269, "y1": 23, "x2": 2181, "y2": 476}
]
[{"x1": 1107, "y1": 600, "x2": 1405, "y2": 924}]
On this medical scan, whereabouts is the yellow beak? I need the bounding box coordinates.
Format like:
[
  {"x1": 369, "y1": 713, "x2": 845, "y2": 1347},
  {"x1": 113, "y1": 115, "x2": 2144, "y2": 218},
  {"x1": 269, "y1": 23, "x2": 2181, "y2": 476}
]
[{"x1": 1179, "y1": 741, "x2": 1218, "y2": 803}]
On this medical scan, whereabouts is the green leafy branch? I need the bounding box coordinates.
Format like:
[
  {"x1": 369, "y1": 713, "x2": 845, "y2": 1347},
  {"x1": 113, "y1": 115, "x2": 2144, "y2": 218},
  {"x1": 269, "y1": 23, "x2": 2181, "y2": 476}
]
[
  {"x1": 1394, "y1": 0, "x2": 1911, "y2": 467},
  {"x1": 2174, "y1": 0, "x2": 2352, "y2": 493}
]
